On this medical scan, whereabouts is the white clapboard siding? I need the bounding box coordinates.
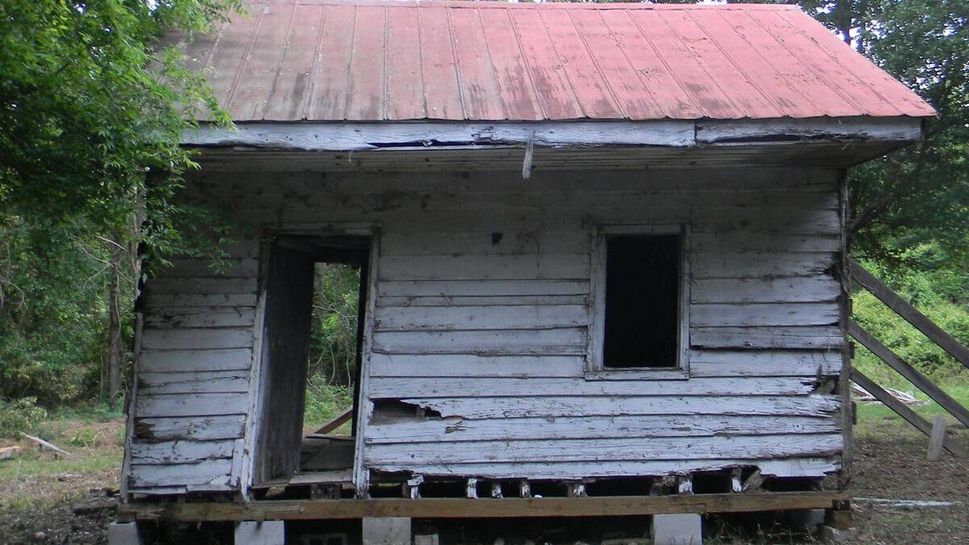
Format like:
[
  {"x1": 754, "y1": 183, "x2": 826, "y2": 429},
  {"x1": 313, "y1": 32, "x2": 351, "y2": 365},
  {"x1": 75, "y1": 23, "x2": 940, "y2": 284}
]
[
  {"x1": 138, "y1": 370, "x2": 250, "y2": 395},
  {"x1": 373, "y1": 305, "x2": 589, "y2": 332},
  {"x1": 366, "y1": 433, "x2": 842, "y2": 465},
  {"x1": 139, "y1": 328, "x2": 252, "y2": 350},
  {"x1": 368, "y1": 376, "x2": 816, "y2": 399},
  {"x1": 690, "y1": 326, "x2": 844, "y2": 349},
  {"x1": 379, "y1": 279, "x2": 590, "y2": 297},
  {"x1": 136, "y1": 393, "x2": 250, "y2": 418},
  {"x1": 690, "y1": 233, "x2": 841, "y2": 253},
  {"x1": 691, "y1": 252, "x2": 837, "y2": 279},
  {"x1": 161, "y1": 257, "x2": 260, "y2": 278},
  {"x1": 128, "y1": 459, "x2": 233, "y2": 488},
  {"x1": 378, "y1": 295, "x2": 589, "y2": 307},
  {"x1": 144, "y1": 277, "x2": 257, "y2": 295},
  {"x1": 690, "y1": 303, "x2": 839, "y2": 327},
  {"x1": 690, "y1": 350, "x2": 842, "y2": 377},
  {"x1": 379, "y1": 254, "x2": 589, "y2": 281},
  {"x1": 142, "y1": 307, "x2": 256, "y2": 328},
  {"x1": 138, "y1": 348, "x2": 252, "y2": 373},
  {"x1": 365, "y1": 415, "x2": 841, "y2": 443},
  {"x1": 372, "y1": 328, "x2": 588, "y2": 355},
  {"x1": 692, "y1": 277, "x2": 840, "y2": 304},
  {"x1": 381, "y1": 230, "x2": 590, "y2": 256},
  {"x1": 369, "y1": 354, "x2": 586, "y2": 378},
  {"x1": 143, "y1": 293, "x2": 258, "y2": 308},
  {"x1": 129, "y1": 439, "x2": 236, "y2": 464},
  {"x1": 365, "y1": 458, "x2": 841, "y2": 480},
  {"x1": 395, "y1": 395, "x2": 840, "y2": 419},
  {"x1": 134, "y1": 415, "x2": 247, "y2": 442}
]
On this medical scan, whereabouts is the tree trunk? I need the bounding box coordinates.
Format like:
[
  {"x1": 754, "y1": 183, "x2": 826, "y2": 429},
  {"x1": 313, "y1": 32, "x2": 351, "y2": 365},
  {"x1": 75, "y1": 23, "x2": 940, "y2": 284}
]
[{"x1": 106, "y1": 232, "x2": 126, "y2": 401}]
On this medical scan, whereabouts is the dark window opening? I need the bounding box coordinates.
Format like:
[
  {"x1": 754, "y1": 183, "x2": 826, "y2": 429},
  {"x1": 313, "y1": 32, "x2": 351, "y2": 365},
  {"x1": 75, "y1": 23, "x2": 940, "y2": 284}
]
[
  {"x1": 253, "y1": 235, "x2": 369, "y2": 484},
  {"x1": 602, "y1": 234, "x2": 681, "y2": 368}
]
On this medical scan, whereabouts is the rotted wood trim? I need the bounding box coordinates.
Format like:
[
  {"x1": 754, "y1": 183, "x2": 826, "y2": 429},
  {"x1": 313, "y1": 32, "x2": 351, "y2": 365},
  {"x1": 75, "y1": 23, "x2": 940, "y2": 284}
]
[{"x1": 118, "y1": 491, "x2": 849, "y2": 522}]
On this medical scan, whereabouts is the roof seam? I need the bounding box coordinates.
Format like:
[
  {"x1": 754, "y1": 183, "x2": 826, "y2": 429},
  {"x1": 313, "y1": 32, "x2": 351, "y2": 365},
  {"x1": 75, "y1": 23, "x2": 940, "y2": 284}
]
[
  {"x1": 474, "y1": 8, "x2": 507, "y2": 121},
  {"x1": 414, "y1": 8, "x2": 429, "y2": 119},
  {"x1": 381, "y1": 5, "x2": 390, "y2": 120},
  {"x1": 506, "y1": 7, "x2": 549, "y2": 120},
  {"x1": 593, "y1": 9, "x2": 665, "y2": 119},
  {"x1": 260, "y1": 2, "x2": 300, "y2": 120},
  {"x1": 566, "y1": 9, "x2": 627, "y2": 120},
  {"x1": 536, "y1": 8, "x2": 588, "y2": 119},
  {"x1": 225, "y1": 4, "x2": 267, "y2": 112},
  {"x1": 444, "y1": 6, "x2": 469, "y2": 119},
  {"x1": 299, "y1": 3, "x2": 328, "y2": 120},
  {"x1": 341, "y1": 5, "x2": 359, "y2": 120}
]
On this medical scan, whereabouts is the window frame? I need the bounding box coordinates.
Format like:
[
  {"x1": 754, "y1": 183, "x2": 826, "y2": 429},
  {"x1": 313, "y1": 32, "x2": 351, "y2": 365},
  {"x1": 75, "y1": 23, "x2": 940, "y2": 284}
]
[{"x1": 586, "y1": 224, "x2": 691, "y2": 381}]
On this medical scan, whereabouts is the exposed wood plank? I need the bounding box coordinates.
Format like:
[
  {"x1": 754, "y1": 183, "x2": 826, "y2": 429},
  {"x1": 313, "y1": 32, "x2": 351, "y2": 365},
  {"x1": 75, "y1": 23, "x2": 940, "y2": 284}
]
[
  {"x1": 128, "y1": 459, "x2": 233, "y2": 488},
  {"x1": 848, "y1": 321, "x2": 969, "y2": 427},
  {"x1": 691, "y1": 233, "x2": 841, "y2": 253},
  {"x1": 850, "y1": 369, "x2": 966, "y2": 456},
  {"x1": 373, "y1": 305, "x2": 589, "y2": 331},
  {"x1": 145, "y1": 278, "x2": 257, "y2": 295},
  {"x1": 162, "y1": 258, "x2": 259, "y2": 278},
  {"x1": 691, "y1": 252, "x2": 836, "y2": 279},
  {"x1": 140, "y1": 328, "x2": 253, "y2": 350},
  {"x1": 130, "y1": 440, "x2": 236, "y2": 465},
  {"x1": 849, "y1": 258, "x2": 969, "y2": 371},
  {"x1": 138, "y1": 348, "x2": 252, "y2": 373},
  {"x1": 143, "y1": 293, "x2": 258, "y2": 308},
  {"x1": 315, "y1": 409, "x2": 354, "y2": 435},
  {"x1": 395, "y1": 395, "x2": 840, "y2": 419},
  {"x1": 378, "y1": 295, "x2": 588, "y2": 307},
  {"x1": 691, "y1": 326, "x2": 843, "y2": 350},
  {"x1": 691, "y1": 277, "x2": 840, "y2": 304},
  {"x1": 690, "y1": 350, "x2": 842, "y2": 377},
  {"x1": 379, "y1": 279, "x2": 589, "y2": 297},
  {"x1": 379, "y1": 254, "x2": 589, "y2": 281},
  {"x1": 136, "y1": 393, "x2": 250, "y2": 418},
  {"x1": 142, "y1": 308, "x2": 256, "y2": 328},
  {"x1": 368, "y1": 376, "x2": 815, "y2": 399},
  {"x1": 138, "y1": 370, "x2": 250, "y2": 395},
  {"x1": 369, "y1": 354, "x2": 585, "y2": 378},
  {"x1": 133, "y1": 416, "x2": 247, "y2": 442},
  {"x1": 372, "y1": 328, "x2": 588, "y2": 356},
  {"x1": 364, "y1": 415, "x2": 841, "y2": 444}
]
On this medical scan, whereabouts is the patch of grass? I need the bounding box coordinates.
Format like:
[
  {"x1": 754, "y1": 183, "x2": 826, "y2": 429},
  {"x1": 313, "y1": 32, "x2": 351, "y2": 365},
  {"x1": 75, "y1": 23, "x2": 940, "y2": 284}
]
[{"x1": 303, "y1": 379, "x2": 354, "y2": 434}]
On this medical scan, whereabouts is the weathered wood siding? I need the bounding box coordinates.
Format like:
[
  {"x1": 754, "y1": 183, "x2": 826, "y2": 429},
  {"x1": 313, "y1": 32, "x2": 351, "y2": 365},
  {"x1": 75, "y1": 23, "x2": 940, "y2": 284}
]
[{"x1": 127, "y1": 167, "x2": 845, "y2": 494}]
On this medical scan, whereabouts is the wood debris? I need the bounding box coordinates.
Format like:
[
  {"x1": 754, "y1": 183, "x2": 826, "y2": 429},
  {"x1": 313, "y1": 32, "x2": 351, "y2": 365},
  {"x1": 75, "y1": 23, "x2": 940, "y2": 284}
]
[
  {"x1": 20, "y1": 432, "x2": 72, "y2": 457},
  {"x1": 851, "y1": 383, "x2": 922, "y2": 405}
]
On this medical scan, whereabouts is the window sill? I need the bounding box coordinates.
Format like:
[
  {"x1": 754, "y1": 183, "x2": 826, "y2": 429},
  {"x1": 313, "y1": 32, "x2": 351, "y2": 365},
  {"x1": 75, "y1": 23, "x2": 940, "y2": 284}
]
[{"x1": 584, "y1": 368, "x2": 690, "y2": 381}]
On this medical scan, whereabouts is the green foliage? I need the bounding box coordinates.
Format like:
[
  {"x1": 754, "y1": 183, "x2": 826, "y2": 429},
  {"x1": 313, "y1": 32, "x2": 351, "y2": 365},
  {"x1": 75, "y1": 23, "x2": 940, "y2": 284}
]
[
  {"x1": 309, "y1": 263, "x2": 361, "y2": 387},
  {"x1": 303, "y1": 378, "x2": 354, "y2": 432},
  {"x1": 0, "y1": 397, "x2": 47, "y2": 438}
]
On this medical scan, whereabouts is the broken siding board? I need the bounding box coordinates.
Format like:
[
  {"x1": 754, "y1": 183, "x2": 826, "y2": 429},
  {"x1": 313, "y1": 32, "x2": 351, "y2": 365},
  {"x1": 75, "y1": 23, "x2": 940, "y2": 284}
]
[
  {"x1": 139, "y1": 328, "x2": 253, "y2": 350},
  {"x1": 369, "y1": 354, "x2": 585, "y2": 378},
  {"x1": 691, "y1": 277, "x2": 840, "y2": 304},
  {"x1": 136, "y1": 393, "x2": 250, "y2": 418},
  {"x1": 690, "y1": 350, "x2": 842, "y2": 377},
  {"x1": 373, "y1": 305, "x2": 589, "y2": 331},
  {"x1": 394, "y1": 395, "x2": 840, "y2": 419},
  {"x1": 134, "y1": 416, "x2": 247, "y2": 442},
  {"x1": 128, "y1": 459, "x2": 233, "y2": 488},
  {"x1": 367, "y1": 458, "x2": 840, "y2": 480},
  {"x1": 691, "y1": 253, "x2": 837, "y2": 279},
  {"x1": 365, "y1": 415, "x2": 841, "y2": 443},
  {"x1": 372, "y1": 328, "x2": 588, "y2": 355},
  {"x1": 368, "y1": 376, "x2": 816, "y2": 399},
  {"x1": 142, "y1": 308, "x2": 256, "y2": 328},
  {"x1": 691, "y1": 326, "x2": 843, "y2": 350},
  {"x1": 129, "y1": 439, "x2": 236, "y2": 465},
  {"x1": 138, "y1": 348, "x2": 253, "y2": 373},
  {"x1": 138, "y1": 370, "x2": 250, "y2": 395},
  {"x1": 691, "y1": 303, "x2": 839, "y2": 327},
  {"x1": 365, "y1": 433, "x2": 842, "y2": 465}
]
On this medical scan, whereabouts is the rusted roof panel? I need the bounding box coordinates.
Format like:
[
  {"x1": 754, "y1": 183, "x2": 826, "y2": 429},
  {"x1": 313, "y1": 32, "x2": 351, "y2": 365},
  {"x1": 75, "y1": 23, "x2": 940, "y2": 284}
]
[{"x1": 186, "y1": 0, "x2": 936, "y2": 122}]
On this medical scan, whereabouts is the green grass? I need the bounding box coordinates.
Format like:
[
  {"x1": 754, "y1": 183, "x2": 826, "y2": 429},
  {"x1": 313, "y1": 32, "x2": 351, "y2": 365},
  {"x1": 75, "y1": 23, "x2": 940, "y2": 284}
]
[{"x1": 303, "y1": 381, "x2": 354, "y2": 434}]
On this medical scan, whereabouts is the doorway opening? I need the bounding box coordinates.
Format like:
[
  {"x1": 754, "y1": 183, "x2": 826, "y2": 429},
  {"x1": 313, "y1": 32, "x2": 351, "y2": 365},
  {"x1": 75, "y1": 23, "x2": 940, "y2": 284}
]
[{"x1": 252, "y1": 235, "x2": 370, "y2": 489}]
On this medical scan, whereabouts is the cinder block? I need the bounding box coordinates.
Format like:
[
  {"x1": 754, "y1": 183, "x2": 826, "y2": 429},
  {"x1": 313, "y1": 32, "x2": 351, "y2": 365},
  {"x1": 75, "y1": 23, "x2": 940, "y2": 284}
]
[
  {"x1": 363, "y1": 517, "x2": 412, "y2": 545},
  {"x1": 819, "y1": 525, "x2": 857, "y2": 543},
  {"x1": 235, "y1": 520, "x2": 285, "y2": 545},
  {"x1": 652, "y1": 514, "x2": 702, "y2": 545},
  {"x1": 414, "y1": 533, "x2": 439, "y2": 545},
  {"x1": 108, "y1": 522, "x2": 142, "y2": 545},
  {"x1": 789, "y1": 508, "x2": 826, "y2": 530}
]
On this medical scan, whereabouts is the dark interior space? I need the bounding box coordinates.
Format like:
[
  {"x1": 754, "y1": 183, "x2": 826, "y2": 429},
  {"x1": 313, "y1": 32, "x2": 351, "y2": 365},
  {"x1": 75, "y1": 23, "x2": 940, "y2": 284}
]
[{"x1": 603, "y1": 234, "x2": 681, "y2": 368}]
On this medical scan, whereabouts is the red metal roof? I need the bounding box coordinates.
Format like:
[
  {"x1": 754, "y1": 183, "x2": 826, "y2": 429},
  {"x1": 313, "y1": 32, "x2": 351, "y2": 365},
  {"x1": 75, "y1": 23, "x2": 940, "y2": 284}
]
[{"x1": 184, "y1": 0, "x2": 936, "y2": 122}]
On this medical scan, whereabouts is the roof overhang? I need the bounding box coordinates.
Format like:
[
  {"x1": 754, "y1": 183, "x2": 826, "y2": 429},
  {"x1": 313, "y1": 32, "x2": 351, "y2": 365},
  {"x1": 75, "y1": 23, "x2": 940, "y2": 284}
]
[{"x1": 183, "y1": 117, "x2": 923, "y2": 172}]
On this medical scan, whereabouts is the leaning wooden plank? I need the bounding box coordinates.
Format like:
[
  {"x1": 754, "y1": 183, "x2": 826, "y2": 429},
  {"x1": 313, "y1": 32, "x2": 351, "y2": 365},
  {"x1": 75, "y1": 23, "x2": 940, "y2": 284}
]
[
  {"x1": 691, "y1": 277, "x2": 840, "y2": 304},
  {"x1": 691, "y1": 303, "x2": 839, "y2": 327},
  {"x1": 850, "y1": 369, "x2": 966, "y2": 456},
  {"x1": 369, "y1": 354, "x2": 585, "y2": 378},
  {"x1": 367, "y1": 376, "x2": 816, "y2": 399},
  {"x1": 372, "y1": 328, "x2": 588, "y2": 356},
  {"x1": 394, "y1": 395, "x2": 840, "y2": 419},
  {"x1": 129, "y1": 439, "x2": 236, "y2": 465},
  {"x1": 373, "y1": 305, "x2": 589, "y2": 331},
  {"x1": 128, "y1": 459, "x2": 233, "y2": 488},
  {"x1": 849, "y1": 258, "x2": 969, "y2": 371},
  {"x1": 364, "y1": 433, "x2": 842, "y2": 465},
  {"x1": 315, "y1": 409, "x2": 353, "y2": 434},
  {"x1": 138, "y1": 370, "x2": 250, "y2": 395},
  {"x1": 136, "y1": 393, "x2": 250, "y2": 418},
  {"x1": 134, "y1": 415, "x2": 247, "y2": 442},
  {"x1": 691, "y1": 326, "x2": 843, "y2": 350},
  {"x1": 849, "y1": 321, "x2": 969, "y2": 427},
  {"x1": 20, "y1": 433, "x2": 71, "y2": 457},
  {"x1": 364, "y1": 415, "x2": 841, "y2": 444},
  {"x1": 138, "y1": 348, "x2": 252, "y2": 373},
  {"x1": 139, "y1": 328, "x2": 253, "y2": 350}
]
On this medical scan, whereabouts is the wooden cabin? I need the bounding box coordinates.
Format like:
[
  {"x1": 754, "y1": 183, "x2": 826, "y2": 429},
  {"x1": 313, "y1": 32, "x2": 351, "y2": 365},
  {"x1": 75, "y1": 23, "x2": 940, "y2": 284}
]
[{"x1": 115, "y1": 1, "x2": 936, "y2": 543}]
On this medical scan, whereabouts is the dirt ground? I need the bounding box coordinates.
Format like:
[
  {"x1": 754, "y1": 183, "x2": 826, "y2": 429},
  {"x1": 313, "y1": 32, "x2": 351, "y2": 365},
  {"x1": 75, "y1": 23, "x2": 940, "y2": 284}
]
[{"x1": 0, "y1": 420, "x2": 965, "y2": 545}]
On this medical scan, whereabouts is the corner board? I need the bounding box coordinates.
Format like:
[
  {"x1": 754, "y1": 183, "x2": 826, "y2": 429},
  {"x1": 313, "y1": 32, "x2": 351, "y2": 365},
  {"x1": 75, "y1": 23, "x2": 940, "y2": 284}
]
[{"x1": 119, "y1": 491, "x2": 849, "y2": 522}]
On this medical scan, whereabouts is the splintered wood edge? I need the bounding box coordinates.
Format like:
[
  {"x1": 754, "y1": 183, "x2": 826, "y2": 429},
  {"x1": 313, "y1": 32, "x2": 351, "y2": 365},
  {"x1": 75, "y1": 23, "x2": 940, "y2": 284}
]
[{"x1": 118, "y1": 491, "x2": 850, "y2": 522}]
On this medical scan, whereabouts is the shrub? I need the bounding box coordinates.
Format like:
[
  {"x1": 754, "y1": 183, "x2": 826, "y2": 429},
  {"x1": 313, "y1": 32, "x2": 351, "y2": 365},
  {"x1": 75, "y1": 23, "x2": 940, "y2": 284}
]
[{"x1": 0, "y1": 397, "x2": 48, "y2": 438}]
